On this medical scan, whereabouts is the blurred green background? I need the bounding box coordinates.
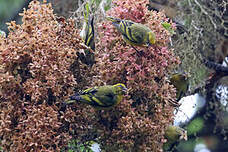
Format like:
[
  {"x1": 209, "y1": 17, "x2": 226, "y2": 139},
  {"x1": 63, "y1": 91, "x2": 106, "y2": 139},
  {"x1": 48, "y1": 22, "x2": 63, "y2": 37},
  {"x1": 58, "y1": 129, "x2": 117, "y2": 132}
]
[{"x1": 0, "y1": 0, "x2": 27, "y2": 33}]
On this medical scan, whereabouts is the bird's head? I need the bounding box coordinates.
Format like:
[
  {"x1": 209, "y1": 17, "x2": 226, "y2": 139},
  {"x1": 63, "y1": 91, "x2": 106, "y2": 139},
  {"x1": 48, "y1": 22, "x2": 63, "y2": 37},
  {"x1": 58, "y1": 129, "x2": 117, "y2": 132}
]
[
  {"x1": 171, "y1": 73, "x2": 189, "y2": 82},
  {"x1": 148, "y1": 31, "x2": 156, "y2": 46},
  {"x1": 113, "y1": 83, "x2": 128, "y2": 94},
  {"x1": 165, "y1": 126, "x2": 187, "y2": 141},
  {"x1": 179, "y1": 74, "x2": 189, "y2": 82},
  {"x1": 106, "y1": 16, "x2": 121, "y2": 23}
]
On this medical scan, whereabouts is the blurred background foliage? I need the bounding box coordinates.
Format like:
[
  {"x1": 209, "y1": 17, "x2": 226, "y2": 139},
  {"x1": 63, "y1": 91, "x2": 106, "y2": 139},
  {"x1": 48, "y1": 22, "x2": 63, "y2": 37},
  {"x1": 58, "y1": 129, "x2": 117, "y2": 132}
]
[
  {"x1": 0, "y1": 0, "x2": 23, "y2": 20},
  {"x1": 0, "y1": 0, "x2": 228, "y2": 152},
  {"x1": 0, "y1": 0, "x2": 25, "y2": 31}
]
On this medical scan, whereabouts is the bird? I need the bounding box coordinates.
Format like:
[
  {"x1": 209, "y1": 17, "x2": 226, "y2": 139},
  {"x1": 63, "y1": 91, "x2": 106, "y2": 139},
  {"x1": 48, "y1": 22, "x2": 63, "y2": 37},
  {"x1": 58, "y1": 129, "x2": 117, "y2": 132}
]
[
  {"x1": 163, "y1": 125, "x2": 188, "y2": 151},
  {"x1": 170, "y1": 73, "x2": 189, "y2": 101},
  {"x1": 78, "y1": 14, "x2": 95, "y2": 66},
  {"x1": 65, "y1": 83, "x2": 127, "y2": 109},
  {"x1": 106, "y1": 16, "x2": 156, "y2": 52},
  {"x1": 81, "y1": 15, "x2": 95, "y2": 51}
]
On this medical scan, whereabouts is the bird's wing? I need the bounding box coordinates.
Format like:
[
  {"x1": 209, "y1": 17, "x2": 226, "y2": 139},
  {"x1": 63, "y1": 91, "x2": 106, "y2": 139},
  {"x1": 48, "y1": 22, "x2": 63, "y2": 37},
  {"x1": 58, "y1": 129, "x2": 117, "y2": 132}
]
[
  {"x1": 69, "y1": 87, "x2": 97, "y2": 102},
  {"x1": 93, "y1": 86, "x2": 116, "y2": 107},
  {"x1": 81, "y1": 87, "x2": 98, "y2": 95},
  {"x1": 129, "y1": 24, "x2": 145, "y2": 43},
  {"x1": 84, "y1": 15, "x2": 95, "y2": 50},
  {"x1": 120, "y1": 21, "x2": 144, "y2": 44}
]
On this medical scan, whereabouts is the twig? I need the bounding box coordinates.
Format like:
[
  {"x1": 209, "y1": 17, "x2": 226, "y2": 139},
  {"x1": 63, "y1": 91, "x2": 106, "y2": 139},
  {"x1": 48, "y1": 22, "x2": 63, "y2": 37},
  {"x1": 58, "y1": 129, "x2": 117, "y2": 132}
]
[{"x1": 193, "y1": 0, "x2": 217, "y2": 29}]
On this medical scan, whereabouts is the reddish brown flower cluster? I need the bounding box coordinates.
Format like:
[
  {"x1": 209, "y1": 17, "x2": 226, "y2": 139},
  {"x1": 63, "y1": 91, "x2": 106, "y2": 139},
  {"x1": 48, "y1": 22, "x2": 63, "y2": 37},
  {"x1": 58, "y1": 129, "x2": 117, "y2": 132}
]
[
  {"x1": 0, "y1": 0, "x2": 180, "y2": 151},
  {"x1": 0, "y1": 0, "x2": 95, "y2": 151}
]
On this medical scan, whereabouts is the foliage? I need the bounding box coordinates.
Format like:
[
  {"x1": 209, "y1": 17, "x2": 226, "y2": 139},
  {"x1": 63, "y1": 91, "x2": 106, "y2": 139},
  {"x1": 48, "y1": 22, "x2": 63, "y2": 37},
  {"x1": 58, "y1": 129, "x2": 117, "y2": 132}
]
[
  {"x1": 171, "y1": 0, "x2": 228, "y2": 91},
  {"x1": 187, "y1": 117, "x2": 204, "y2": 136},
  {"x1": 173, "y1": 1, "x2": 228, "y2": 146},
  {"x1": 0, "y1": 1, "x2": 94, "y2": 151},
  {"x1": 67, "y1": 140, "x2": 94, "y2": 152},
  {"x1": 162, "y1": 22, "x2": 175, "y2": 35},
  {"x1": 0, "y1": 0, "x2": 24, "y2": 21}
]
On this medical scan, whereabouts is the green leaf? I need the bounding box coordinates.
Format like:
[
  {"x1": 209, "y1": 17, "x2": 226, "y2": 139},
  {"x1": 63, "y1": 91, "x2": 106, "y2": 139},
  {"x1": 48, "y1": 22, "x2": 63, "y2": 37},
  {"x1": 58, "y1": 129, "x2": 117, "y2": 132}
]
[
  {"x1": 162, "y1": 22, "x2": 176, "y2": 35},
  {"x1": 84, "y1": 2, "x2": 90, "y2": 20},
  {"x1": 104, "y1": 0, "x2": 112, "y2": 11},
  {"x1": 85, "y1": 3, "x2": 90, "y2": 15},
  {"x1": 95, "y1": 0, "x2": 102, "y2": 6},
  {"x1": 67, "y1": 139, "x2": 95, "y2": 152},
  {"x1": 187, "y1": 117, "x2": 204, "y2": 136},
  {"x1": 162, "y1": 22, "x2": 171, "y2": 29}
]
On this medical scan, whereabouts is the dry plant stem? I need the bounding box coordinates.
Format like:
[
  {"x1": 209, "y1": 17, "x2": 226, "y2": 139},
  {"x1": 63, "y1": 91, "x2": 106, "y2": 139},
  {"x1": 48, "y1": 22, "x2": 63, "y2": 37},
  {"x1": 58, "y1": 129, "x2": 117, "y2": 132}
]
[{"x1": 194, "y1": 0, "x2": 217, "y2": 29}]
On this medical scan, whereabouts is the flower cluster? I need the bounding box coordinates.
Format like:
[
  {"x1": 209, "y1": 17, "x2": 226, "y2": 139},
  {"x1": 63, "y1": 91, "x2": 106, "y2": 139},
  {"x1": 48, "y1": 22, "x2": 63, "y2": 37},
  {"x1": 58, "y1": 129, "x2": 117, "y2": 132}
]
[{"x1": 0, "y1": 1, "x2": 95, "y2": 151}]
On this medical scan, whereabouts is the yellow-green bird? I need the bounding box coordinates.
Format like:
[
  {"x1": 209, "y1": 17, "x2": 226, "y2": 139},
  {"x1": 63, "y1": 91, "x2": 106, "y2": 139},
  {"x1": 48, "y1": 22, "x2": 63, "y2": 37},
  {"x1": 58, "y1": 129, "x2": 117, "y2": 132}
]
[
  {"x1": 66, "y1": 83, "x2": 127, "y2": 109},
  {"x1": 163, "y1": 125, "x2": 187, "y2": 151},
  {"x1": 78, "y1": 14, "x2": 95, "y2": 66},
  {"x1": 106, "y1": 16, "x2": 156, "y2": 49},
  {"x1": 170, "y1": 73, "x2": 189, "y2": 101},
  {"x1": 81, "y1": 15, "x2": 95, "y2": 51}
]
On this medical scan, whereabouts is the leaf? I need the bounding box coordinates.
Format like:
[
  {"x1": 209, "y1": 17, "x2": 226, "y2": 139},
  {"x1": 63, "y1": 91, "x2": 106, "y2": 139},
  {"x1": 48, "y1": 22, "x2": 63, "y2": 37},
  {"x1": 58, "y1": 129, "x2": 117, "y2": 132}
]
[
  {"x1": 95, "y1": 0, "x2": 102, "y2": 6},
  {"x1": 104, "y1": 0, "x2": 112, "y2": 11},
  {"x1": 187, "y1": 117, "x2": 204, "y2": 136},
  {"x1": 85, "y1": 2, "x2": 90, "y2": 16},
  {"x1": 162, "y1": 22, "x2": 171, "y2": 29},
  {"x1": 162, "y1": 22, "x2": 176, "y2": 35},
  {"x1": 83, "y1": 2, "x2": 90, "y2": 20}
]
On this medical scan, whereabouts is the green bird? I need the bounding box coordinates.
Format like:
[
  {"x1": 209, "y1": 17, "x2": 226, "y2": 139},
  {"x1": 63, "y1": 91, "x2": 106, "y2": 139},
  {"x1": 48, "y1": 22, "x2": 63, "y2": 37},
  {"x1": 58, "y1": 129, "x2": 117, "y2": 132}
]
[
  {"x1": 106, "y1": 16, "x2": 156, "y2": 52},
  {"x1": 163, "y1": 125, "x2": 187, "y2": 151},
  {"x1": 66, "y1": 83, "x2": 127, "y2": 109},
  {"x1": 170, "y1": 73, "x2": 189, "y2": 101},
  {"x1": 81, "y1": 15, "x2": 95, "y2": 51},
  {"x1": 78, "y1": 13, "x2": 95, "y2": 66}
]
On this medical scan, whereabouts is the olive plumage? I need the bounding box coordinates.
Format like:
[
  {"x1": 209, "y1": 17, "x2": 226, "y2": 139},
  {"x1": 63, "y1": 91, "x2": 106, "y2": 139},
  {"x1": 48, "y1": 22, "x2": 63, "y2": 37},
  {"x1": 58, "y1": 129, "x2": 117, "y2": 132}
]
[
  {"x1": 106, "y1": 16, "x2": 156, "y2": 47},
  {"x1": 66, "y1": 83, "x2": 127, "y2": 109},
  {"x1": 170, "y1": 73, "x2": 189, "y2": 101}
]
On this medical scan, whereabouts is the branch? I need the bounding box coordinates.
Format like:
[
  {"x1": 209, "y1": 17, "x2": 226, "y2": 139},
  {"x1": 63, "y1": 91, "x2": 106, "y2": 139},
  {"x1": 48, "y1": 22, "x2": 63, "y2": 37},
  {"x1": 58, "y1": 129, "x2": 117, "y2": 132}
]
[
  {"x1": 193, "y1": 0, "x2": 217, "y2": 29},
  {"x1": 203, "y1": 59, "x2": 228, "y2": 74}
]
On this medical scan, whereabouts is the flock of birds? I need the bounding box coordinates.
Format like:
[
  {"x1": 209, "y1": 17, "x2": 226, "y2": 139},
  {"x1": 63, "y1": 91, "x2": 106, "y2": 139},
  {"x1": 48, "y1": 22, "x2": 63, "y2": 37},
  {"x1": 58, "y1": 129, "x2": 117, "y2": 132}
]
[
  {"x1": 66, "y1": 15, "x2": 189, "y2": 110},
  {"x1": 64, "y1": 13, "x2": 190, "y2": 150}
]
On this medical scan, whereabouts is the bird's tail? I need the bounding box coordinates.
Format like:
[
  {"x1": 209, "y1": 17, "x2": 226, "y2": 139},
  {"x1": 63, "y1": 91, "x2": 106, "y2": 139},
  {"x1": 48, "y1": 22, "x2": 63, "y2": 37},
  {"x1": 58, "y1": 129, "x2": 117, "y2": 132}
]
[
  {"x1": 88, "y1": 15, "x2": 94, "y2": 27},
  {"x1": 70, "y1": 94, "x2": 81, "y2": 100},
  {"x1": 64, "y1": 94, "x2": 81, "y2": 105},
  {"x1": 106, "y1": 16, "x2": 121, "y2": 23}
]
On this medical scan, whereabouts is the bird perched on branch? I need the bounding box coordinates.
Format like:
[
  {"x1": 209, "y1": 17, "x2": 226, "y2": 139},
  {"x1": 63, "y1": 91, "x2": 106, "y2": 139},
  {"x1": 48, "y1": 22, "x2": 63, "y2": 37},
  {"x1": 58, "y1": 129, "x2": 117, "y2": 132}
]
[
  {"x1": 81, "y1": 15, "x2": 95, "y2": 51},
  {"x1": 163, "y1": 125, "x2": 188, "y2": 151},
  {"x1": 170, "y1": 73, "x2": 189, "y2": 101},
  {"x1": 66, "y1": 83, "x2": 127, "y2": 109},
  {"x1": 78, "y1": 4, "x2": 95, "y2": 66},
  {"x1": 106, "y1": 16, "x2": 156, "y2": 52}
]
